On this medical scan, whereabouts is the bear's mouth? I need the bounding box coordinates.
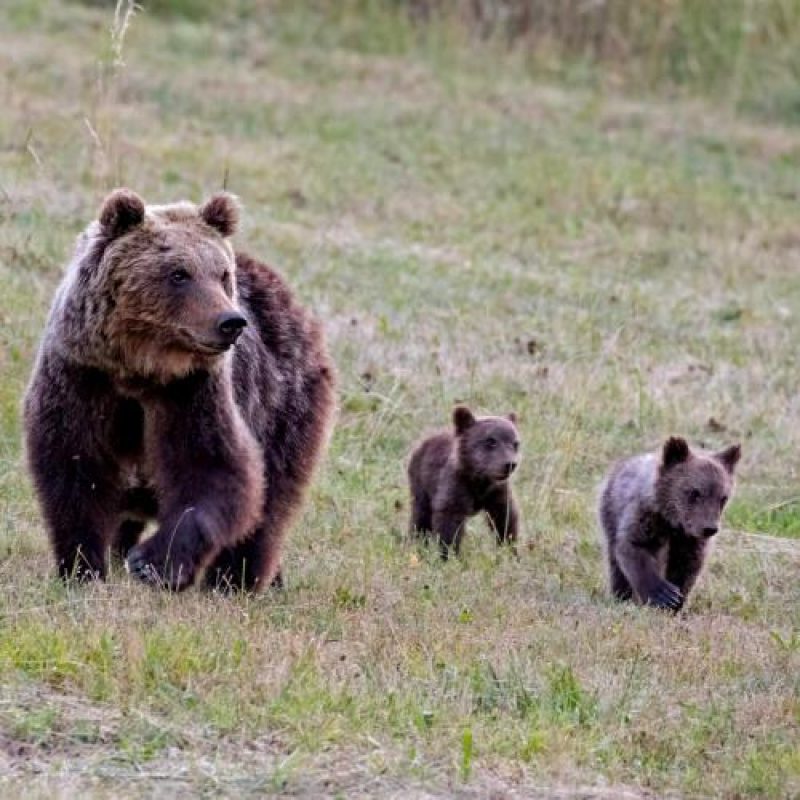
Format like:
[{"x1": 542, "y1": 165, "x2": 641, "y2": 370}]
[{"x1": 188, "y1": 338, "x2": 234, "y2": 356}]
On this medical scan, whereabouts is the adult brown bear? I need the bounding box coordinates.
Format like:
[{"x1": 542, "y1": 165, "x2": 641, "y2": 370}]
[{"x1": 24, "y1": 189, "x2": 336, "y2": 592}]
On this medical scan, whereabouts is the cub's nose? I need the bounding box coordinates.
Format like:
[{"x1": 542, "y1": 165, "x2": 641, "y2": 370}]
[
  {"x1": 703, "y1": 526, "x2": 719, "y2": 538},
  {"x1": 217, "y1": 311, "x2": 247, "y2": 343},
  {"x1": 504, "y1": 461, "x2": 518, "y2": 477}
]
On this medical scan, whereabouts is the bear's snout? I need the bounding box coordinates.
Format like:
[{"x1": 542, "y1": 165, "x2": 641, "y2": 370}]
[{"x1": 216, "y1": 311, "x2": 248, "y2": 344}]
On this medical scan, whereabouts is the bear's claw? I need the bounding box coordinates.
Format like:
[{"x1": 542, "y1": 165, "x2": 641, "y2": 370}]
[
  {"x1": 647, "y1": 581, "x2": 684, "y2": 612},
  {"x1": 125, "y1": 544, "x2": 193, "y2": 592}
]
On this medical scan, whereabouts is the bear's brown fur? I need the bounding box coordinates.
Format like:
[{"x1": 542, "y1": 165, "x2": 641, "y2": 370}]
[
  {"x1": 24, "y1": 188, "x2": 336, "y2": 592},
  {"x1": 598, "y1": 436, "x2": 741, "y2": 611},
  {"x1": 407, "y1": 406, "x2": 521, "y2": 558}
]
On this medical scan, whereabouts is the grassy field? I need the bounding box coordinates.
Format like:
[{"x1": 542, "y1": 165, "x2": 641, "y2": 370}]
[{"x1": 1, "y1": 1, "x2": 799, "y2": 797}]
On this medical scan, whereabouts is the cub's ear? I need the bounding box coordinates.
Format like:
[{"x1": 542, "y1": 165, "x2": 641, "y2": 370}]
[
  {"x1": 662, "y1": 436, "x2": 690, "y2": 469},
  {"x1": 199, "y1": 192, "x2": 240, "y2": 237},
  {"x1": 99, "y1": 188, "x2": 145, "y2": 238},
  {"x1": 507, "y1": 411, "x2": 518, "y2": 425},
  {"x1": 715, "y1": 443, "x2": 741, "y2": 474},
  {"x1": 453, "y1": 405, "x2": 476, "y2": 434}
]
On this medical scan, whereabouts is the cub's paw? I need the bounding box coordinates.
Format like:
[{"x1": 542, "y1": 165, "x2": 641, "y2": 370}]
[
  {"x1": 646, "y1": 580, "x2": 684, "y2": 612},
  {"x1": 125, "y1": 539, "x2": 195, "y2": 592}
]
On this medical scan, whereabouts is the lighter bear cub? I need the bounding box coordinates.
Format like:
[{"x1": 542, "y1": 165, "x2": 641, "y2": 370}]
[
  {"x1": 598, "y1": 436, "x2": 741, "y2": 611},
  {"x1": 24, "y1": 189, "x2": 336, "y2": 592},
  {"x1": 407, "y1": 406, "x2": 521, "y2": 558}
]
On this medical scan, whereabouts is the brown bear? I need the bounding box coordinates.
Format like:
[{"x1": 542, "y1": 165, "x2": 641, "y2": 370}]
[
  {"x1": 598, "y1": 436, "x2": 741, "y2": 611},
  {"x1": 23, "y1": 188, "x2": 336, "y2": 592},
  {"x1": 407, "y1": 406, "x2": 521, "y2": 558}
]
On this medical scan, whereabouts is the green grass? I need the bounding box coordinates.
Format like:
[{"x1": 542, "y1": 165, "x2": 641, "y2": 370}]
[{"x1": 1, "y1": 1, "x2": 799, "y2": 797}]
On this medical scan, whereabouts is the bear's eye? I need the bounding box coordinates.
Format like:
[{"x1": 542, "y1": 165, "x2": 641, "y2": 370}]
[
  {"x1": 169, "y1": 269, "x2": 191, "y2": 286},
  {"x1": 720, "y1": 495, "x2": 729, "y2": 508},
  {"x1": 484, "y1": 437, "x2": 497, "y2": 450},
  {"x1": 512, "y1": 441, "x2": 520, "y2": 451},
  {"x1": 688, "y1": 489, "x2": 701, "y2": 504}
]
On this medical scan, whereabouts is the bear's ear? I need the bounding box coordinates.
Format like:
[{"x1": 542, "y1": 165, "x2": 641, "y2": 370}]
[
  {"x1": 715, "y1": 443, "x2": 741, "y2": 475},
  {"x1": 453, "y1": 405, "x2": 476, "y2": 434},
  {"x1": 507, "y1": 411, "x2": 518, "y2": 425},
  {"x1": 661, "y1": 436, "x2": 690, "y2": 469},
  {"x1": 199, "y1": 192, "x2": 240, "y2": 237},
  {"x1": 99, "y1": 188, "x2": 145, "y2": 239}
]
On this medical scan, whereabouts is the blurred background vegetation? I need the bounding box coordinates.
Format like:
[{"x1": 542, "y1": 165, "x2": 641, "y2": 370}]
[
  {"x1": 56, "y1": 0, "x2": 800, "y2": 123},
  {"x1": 2, "y1": 1, "x2": 799, "y2": 795}
]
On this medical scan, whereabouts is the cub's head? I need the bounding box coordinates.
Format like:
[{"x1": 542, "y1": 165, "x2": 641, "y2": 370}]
[
  {"x1": 65, "y1": 188, "x2": 246, "y2": 381},
  {"x1": 452, "y1": 405, "x2": 521, "y2": 483},
  {"x1": 655, "y1": 436, "x2": 741, "y2": 539}
]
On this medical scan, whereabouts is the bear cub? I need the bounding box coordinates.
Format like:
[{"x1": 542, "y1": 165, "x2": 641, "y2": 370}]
[
  {"x1": 598, "y1": 436, "x2": 741, "y2": 611},
  {"x1": 408, "y1": 406, "x2": 521, "y2": 558}
]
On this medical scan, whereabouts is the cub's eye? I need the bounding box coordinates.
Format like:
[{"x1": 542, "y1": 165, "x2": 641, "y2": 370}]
[
  {"x1": 512, "y1": 441, "x2": 520, "y2": 451},
  {"x1": 484, "y1": 437, "x2": 497, "y2": 450},
  {"x1": 221, "y1": 270, "x2": 230, "y2": 285},
  {"x1": 688, "y1": 489, "x2": 701, "y2": 504},
  {"x1": 720, "y1": 495, "x2": 729, "y2": 508},
  {"x1": 169, "y1": 269, "x2": 191, "y2": 286}
]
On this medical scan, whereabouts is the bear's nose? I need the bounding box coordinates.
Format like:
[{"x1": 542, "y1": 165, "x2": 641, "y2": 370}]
[
  {"x1": 217, "y1": 311, "x2": 247, "y2": 342},
  {"x1": 703, "y1": 526, "x2": 719, "y2": 538},
  {"x1": 504, "y1": 461, "x2": 518, "y2": 477}
]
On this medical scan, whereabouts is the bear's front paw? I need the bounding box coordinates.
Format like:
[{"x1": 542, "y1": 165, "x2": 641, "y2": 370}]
[
  {"x1": 646, "y1": 580, "x2": 684, "y2": 612},
  {"x1": 125, "y1": 538, "x2": 195, "y2": 592}
]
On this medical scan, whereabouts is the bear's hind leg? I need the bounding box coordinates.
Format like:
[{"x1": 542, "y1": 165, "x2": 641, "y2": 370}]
[
  {"x1": 204, "y1": 528, "x2": 270, "y2": 593},
  {"x1": 410, "y1": 493, "x2": 433, "y2": 539},
  {"x1": 608, "y1": 555, "x2": 634, "y2": 601}
]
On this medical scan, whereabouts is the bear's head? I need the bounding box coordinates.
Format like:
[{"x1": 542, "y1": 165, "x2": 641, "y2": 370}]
[
  {"x1": 452, "y1": 405, "x2": 521, "y2": 483},
  {"x1": 654, "y1": 436, "x2": 741, "y2": 539},
  {"x1": 57, "y1": 188, "x2": 246, "y2": 382}
]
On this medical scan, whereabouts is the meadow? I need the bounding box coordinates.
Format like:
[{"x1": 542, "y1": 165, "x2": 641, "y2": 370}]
[{"x1": 1, "y1": 1, "x2": 799, "y2": 796}]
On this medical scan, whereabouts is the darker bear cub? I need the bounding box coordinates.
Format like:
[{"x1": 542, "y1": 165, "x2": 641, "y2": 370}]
[
  {"x1": 598, "y1": 436, "x2": 741, "y2": 611},
  {"x1": 407, "y1": 406, "x2": 521, "y2": 558}
]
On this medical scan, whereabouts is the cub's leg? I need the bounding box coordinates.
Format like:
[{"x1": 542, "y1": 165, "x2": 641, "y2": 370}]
[
  {"x1": 614, "y1": 509, "x2": 683, "y2": 611},
  {"x1": 484, "y1": 489, "x2": 519, "y2": 547},
  {"x1": 410, "y1": 492, "x2": 433, "y2": 538},
  {"x1": 665, "y1": 537, "x2": 707, "y2": 607},
  {"x1": 431, "y1": 506, "x2": 468, "y2": 560},
  {"x1": 607, "y1": 554, "x2": 634, "y2": 601},
  {"x1": 598, "y1": 488, "x2": 632, "y2": 599},
  {"x1": 615, "y1": 538, "x2": 683, "y2": 611}
]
